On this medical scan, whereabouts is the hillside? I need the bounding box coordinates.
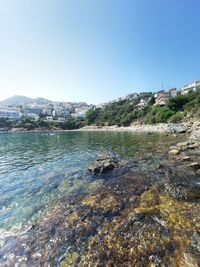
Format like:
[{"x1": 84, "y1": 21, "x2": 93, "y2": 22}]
[
  {"x1": 0, "y1": 95, "x2": 33, "y2": 106},
  {"x1": 0, "y1": 95, "x2": 54, "y2": 107},
  {"x1": 85, "y1": 89, "x2": 200, "y2": 126}
]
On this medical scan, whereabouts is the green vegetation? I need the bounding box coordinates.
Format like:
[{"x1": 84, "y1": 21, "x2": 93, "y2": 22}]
[
  {"x1": 85, "y1": 94, "x2": 151, "y2": 127},
  {"x1": 145, "y1": 106, "x2": 175, "y2": 124},
  {"x1": 168, "y1": 112, "x2": 185, "y2": 123},
  {"x1": 86, "y1": 89, "x2": 200, "y2": 126}
]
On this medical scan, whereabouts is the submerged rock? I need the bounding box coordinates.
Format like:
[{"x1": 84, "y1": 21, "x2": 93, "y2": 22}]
[
  {"x1": 164, "y1": 168, "x2": 200, "y2": 201},
  {"x1": 169, "y1": 149, "x2": 180, "y2": 155},
  {"x1": 87, "y1": 155, "x2": 121, "y2": 174},
  {"x1": 191, "y1": 231, "x2": 200, "y2": 253},
  {"x1": 180, "y1": 156, "x2": 191, "y2": 161},
  {"x1": 187, "y1": 162, "x2": 200, "y2": 171}
]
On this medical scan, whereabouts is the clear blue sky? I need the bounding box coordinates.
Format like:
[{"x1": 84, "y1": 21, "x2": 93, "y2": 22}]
[{"x1": 0, "y1": 0, "x2": 200, "y2": 104}]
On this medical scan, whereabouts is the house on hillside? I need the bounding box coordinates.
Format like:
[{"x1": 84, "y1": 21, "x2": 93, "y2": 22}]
[
  {"x1": 24, "y1": 105, "x2": 42, "y2": 115},
  {"x1": 0, "y1": 108, "x2": 22, "y2": 119},
  {"x1": 155, "y1": 88, "x2": 177, "y2": 106},
  {"x1": 45, "y1": 116, "x2": 53, "y2": 122},
  {"x1": 25, "y1": 113, "x2": 39, "y2": 121},
  {"x1": 139, "y1": 92, "x2": 152, "y2": 98},
  {"x1": 125, "y1": 93, "x2": 138, "y2": 100},
  {"x1": 169, "y1": 88, "x2": 177, "y2": 97},
  {"x1": 180, "y1": 81, "x2": 200, "y2": 95},
  {"x1": 155, "y1": 92, "x2": 170, "y2": 106},
  {"x1": 154, "y1": 90, "x2": 165, "y2": 99},
  {"x1": 135, "y1": 99, "x2": 149, "y2": 110}
]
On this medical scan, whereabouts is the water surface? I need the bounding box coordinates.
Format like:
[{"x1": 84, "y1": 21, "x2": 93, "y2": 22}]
[{"x1": 0, "y1": 131, "x2": 180, "y2": 234}]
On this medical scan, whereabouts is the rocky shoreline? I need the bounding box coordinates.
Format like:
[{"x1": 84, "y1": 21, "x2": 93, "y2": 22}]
[
  {"x1": 74, "y1": 123, "x2": 189, "y2": 134},
  {"x1": 0, "y1": 127, "x2": 66, "y2": 133},
  {"x1": 0, "y1": 122, "x2": 189, "y2": 134},
  {"x1": 169, "y1": 119, "x2": 200, "y2": 172}
]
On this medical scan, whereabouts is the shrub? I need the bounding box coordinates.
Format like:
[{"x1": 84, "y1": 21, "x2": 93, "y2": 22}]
[
  {"x1": 155, "y1": 107, "x2": 175, "y2": 123},
  {"x1": 168, "y1": 112, "x2": 184, "y2": 123}
]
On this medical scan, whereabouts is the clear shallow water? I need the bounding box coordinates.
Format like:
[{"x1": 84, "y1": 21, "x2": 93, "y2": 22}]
[{"x1": 0, "y1": 131, "x2": 180, "y2": 234}]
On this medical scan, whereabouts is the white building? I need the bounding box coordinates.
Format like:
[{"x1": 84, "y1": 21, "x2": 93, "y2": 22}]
[
  {"x1": 71, "y1": 112, "x2": 87, "y2": 119},
  {"x1": 95, "y1": 103, "x2": 107, "y2": 109},
  {"x1": 135, "y1": 99, "x2": 149, "y2": 110},
  {"x1": 25, "y1": 113, "x2": 39, "y2": 121},
  {"x1": 73, "y1": 107, "x2": 90, "y2": 119},
  {"x1": 57, "y1": 117, "x2": 65, "y2": 122},
  {"x1": 181, "y1": 81, "x2": 200, "y2": 95},
  {"x1": 53, "y1": 106, "x2": 63, "y2": 116},
  {"x1": 63, "y1": 103, "x2": 73, "y2": 111},
  {"x1": 0, "y1": 108, "x2": 22, "y2": 119},
  {"x1": 45, "y1": 116, "x2": 54, "y2": 122},
  {"x1": 24, "y1": 104, "x2": 43, "y2": 115},
  {"x1": 169, "y1": 88, "x2": 177, "y2": 97}
]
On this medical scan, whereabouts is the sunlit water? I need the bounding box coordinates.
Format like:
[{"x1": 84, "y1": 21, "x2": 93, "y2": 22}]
[{"x1": 0, "y1": 131, "x2": 181, "y2": 235}]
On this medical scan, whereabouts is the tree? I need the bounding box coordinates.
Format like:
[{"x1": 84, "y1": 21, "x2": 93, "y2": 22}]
[{"x1": 167, "y1": 95, "x2": 189, "y2": 111}]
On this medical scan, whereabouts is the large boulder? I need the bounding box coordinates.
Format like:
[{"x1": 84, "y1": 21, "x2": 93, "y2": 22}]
[
  {"x1": 168, "y1": 124, "x2": 188, "y2": 134},
  {"x1": 88, "y1": 155, "x2": 120, "y2": 174}
]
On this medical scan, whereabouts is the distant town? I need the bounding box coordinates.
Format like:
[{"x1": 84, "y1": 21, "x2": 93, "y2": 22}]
[{"x1": 0, "y1": 80, "x2": 199, "y2": 121}]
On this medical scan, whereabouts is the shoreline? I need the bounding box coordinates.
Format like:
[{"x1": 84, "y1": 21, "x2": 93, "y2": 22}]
[
  {"x1": 0, "y1": 122, "x2": 189, "y2": 134},
  {"x1": 73, "y1": 123, "x2": 189, "y2": 134}
]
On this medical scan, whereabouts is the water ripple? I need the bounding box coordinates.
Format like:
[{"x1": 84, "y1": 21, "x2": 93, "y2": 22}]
[{"x1": 0, "y1": 131, "x2": 182, "y2": 234}]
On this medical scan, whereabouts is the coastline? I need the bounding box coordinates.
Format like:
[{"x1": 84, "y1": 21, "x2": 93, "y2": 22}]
[
  {"x1": 0, "y1": 122, "x2": 189, "y2": 134},
  {"x1": 73, "y1": 123, "x2": 189, "y2": 134}
]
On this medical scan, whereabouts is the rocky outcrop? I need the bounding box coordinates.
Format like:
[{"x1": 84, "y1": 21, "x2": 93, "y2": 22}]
[
  {"x1": 168, "y1": 122, "x2": 200, "y2": 175},
  {"x1": 87, "y1": 155, "x2": 121, "y2": 174},
  {"x1": 164, "y1": 168, "x2": 200, "y2": 201},
  {"x1": 167, "y1": 124, "x2": 188, "y2": 134}
]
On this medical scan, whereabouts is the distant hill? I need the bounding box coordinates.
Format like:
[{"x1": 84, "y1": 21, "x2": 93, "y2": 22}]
[
  {"x1": 34, "y1": 97, "x2": 51, "y2": 104},
  {"x1": 0, "y1": 95, "x2": 32, "y2": 106},
  {"x1": 0, "y1": 95, "x2": 51, "y2": 106}
]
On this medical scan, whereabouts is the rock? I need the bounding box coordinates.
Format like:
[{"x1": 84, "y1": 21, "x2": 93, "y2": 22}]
[
  {"x1": 169, "y1": 149, "x2": 180, "y2": 155},
  {"x1": 191, "y1": 231, "x2": 200, "y2": 253},
  {"x1": 164, "y1": 168, "x2": 200, "y2": 201},
  {"x1": 196, "y1": 169, "x2": 200, "y2": 175},
  {"x1": 170, "y1": 145, "x2": 178, "y2": 150},
  {"x1": 156, "y1": 164, "x2": 165, "y2": 169},
  {"x1": 87, "y1": 155, "x2": 120, "y2": 174},
  {"x1": 176, "y1": 141, "x2": 190, "y2": 147},
  {"x1": 175, "y1": 141, "x2": 199, "y2": 152},
  {"x1": 187, "y1": 162, "x2": 200, "y2": 171},
  {"x1": 180, "y1": 156, "x2": 191, "y2": 161},
  {"x1": 187, "y1": 144, "x2": 199, "y2": 149},
  {"x1": 168, "y1": 125, "x2": 188, "y2": 134}
]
